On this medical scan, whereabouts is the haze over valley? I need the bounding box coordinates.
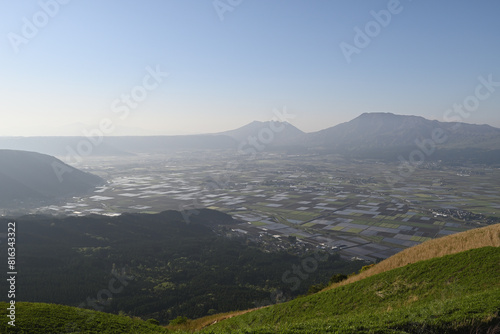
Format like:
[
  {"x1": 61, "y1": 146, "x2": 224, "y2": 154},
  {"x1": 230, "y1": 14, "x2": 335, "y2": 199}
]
[
  {"x1": 2, "y1": 112, "x2": 499, "y2": 267},
  {"x1": 1, "y1": 113, "x2": 500, "y2": 331},
  {"x1": 1, "y1": 1, "x2": 500, "y2": 332}
]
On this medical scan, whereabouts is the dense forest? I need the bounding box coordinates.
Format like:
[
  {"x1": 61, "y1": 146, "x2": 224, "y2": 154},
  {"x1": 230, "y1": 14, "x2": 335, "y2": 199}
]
[{"x1": 0, "y1": 210, "x2": 364, "y2": 324}]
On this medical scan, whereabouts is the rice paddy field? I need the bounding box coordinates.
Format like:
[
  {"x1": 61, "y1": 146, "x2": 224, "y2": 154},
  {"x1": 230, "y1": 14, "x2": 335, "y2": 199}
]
[{"x1": 33, "y1": 151, "x2": 500, "y2": 261}]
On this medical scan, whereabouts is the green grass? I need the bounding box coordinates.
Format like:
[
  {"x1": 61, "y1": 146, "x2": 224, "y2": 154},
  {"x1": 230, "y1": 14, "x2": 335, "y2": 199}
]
[
  {"x1": 200, "y1": 247, "x2": 500, "y2": 333},
  {"x1": 0, "y1": 302, "x2": 168, "y2": 334},
  {"x1": 250, "y1": 221, "x2": 268, "y2": 226},
  {"x1": 379, "y1": 222, "x2": 400, "y2": 228},
  {"x1": 269, "y1": 208, "x2": 320, "y2": 221}
]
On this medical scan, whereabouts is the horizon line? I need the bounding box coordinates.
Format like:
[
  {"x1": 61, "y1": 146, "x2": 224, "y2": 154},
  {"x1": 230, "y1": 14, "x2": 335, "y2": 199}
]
[{"x1": 1, "y1": 112, "x2": 499, "y2": 138}]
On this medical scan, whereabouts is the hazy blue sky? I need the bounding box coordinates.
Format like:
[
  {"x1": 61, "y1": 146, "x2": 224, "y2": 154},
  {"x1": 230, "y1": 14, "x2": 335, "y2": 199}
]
[{"x1": 1, "y1": 0, "x2": 499, "y2": 136}]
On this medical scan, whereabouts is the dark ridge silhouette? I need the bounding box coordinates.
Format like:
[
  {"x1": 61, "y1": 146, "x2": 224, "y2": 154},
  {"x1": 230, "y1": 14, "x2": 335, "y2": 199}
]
[{"x1": 0, "y1": 149, "x2": 104, "y2": 206}]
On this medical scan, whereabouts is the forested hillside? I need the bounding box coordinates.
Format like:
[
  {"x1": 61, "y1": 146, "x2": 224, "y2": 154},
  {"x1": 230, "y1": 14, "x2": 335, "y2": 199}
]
[{"x1": 0, "y1": 209, "x2": 364, "y2": 324}]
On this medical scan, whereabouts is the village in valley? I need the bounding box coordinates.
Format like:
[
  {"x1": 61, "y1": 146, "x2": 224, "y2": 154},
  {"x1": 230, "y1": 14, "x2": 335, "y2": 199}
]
[{"x1": 34, "y1": 151, "x2": 500, "y2": 262}]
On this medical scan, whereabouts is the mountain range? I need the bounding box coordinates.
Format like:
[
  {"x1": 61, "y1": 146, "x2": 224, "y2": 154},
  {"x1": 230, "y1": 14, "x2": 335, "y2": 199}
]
[
  {"x1": 1, "y1": 113, "x2": 499, "y2": 163},
  {"x1": 221, "y1": 113, "x2": 500, "y2": 162},
  {"x1": 224, "y1": 112, "x2": 500, "y2": 149},
  {"x1": 303, "y1": 113, "x2": 500, "y2": 150}
]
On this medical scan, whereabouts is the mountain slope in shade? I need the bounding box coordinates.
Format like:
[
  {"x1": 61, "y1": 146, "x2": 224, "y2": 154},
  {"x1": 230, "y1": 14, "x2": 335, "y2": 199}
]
[
  {"x1": 0, "y1": 149, "x2": 104, "y2": 206},
  {"x1": 220, "y1": 121, "x2": 306, "y2": 147}
]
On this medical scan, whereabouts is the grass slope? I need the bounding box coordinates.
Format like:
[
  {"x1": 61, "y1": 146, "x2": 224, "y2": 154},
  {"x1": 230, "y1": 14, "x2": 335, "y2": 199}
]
[
  {"x1": 332, "y1": 223, "x2": 500, "y2": 290},
  {"x1": 0, "y1": 302, "x2": 168, "y2": 334},
  {"x1": 200, "y1": 246, "x2": 500, "y2": 333}
]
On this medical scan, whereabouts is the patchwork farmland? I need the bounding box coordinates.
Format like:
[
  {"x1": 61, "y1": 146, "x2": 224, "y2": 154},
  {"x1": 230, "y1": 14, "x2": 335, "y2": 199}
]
[{"x1": 31, "y1": 151, "x2": 500, "y2": 261}]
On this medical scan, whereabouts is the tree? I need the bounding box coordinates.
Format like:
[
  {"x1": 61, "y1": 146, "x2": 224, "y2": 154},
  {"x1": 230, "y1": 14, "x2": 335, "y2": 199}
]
[
  {"x1": 329, "y1": 274, "x2": 348, "y2": 285},
  {"x1": 169, "y1": 316, "x2": 188, "y2": 325},
  {"x1": 307, "y1": 283, "x2": 326, "y2": 295}
]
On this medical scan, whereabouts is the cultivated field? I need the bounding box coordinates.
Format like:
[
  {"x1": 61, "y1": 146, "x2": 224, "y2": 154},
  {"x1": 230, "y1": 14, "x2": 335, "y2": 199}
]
[{"x1": 32, "y1": 150, "x2": 500, "y2": 261}]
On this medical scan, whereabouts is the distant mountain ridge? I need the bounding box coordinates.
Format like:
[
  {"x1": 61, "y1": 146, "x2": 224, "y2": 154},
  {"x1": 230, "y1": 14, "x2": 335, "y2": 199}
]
[
  {"x1": 1, "y1": 113, "x2": 499, "y2": 163},
  {"x1": 0, "y1": 149, "x2": 103, "y2": 208},
  {"x1": 305, "y1": 112, "x2": 500, "y2": 150},
  {"x1": 220, "y1": 120, "x2": 306, "y2": 147},
  {"x1": 298, "y1": 113, "x2": 500, "y2": 162}
]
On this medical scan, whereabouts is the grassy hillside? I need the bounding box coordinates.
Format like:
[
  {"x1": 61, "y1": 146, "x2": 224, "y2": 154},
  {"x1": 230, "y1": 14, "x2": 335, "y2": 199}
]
[
  {"x1": 200, "y1": 246, "x2": 500, "y2": 333},
  {"x1": 1, "y1": 225, "x2": 498, "y2": 333},
  {"x1": 0, "y1": 302, "x2": 168, "y2": 333},
  {"x1": 331, "y1": 223, "x2": 500, "y2": 290}
]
